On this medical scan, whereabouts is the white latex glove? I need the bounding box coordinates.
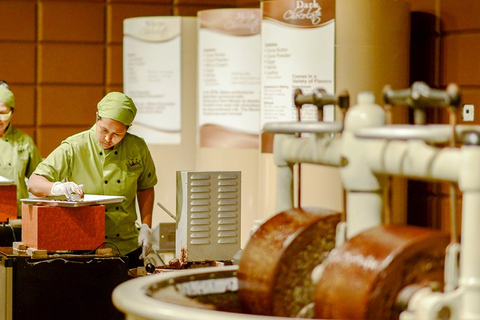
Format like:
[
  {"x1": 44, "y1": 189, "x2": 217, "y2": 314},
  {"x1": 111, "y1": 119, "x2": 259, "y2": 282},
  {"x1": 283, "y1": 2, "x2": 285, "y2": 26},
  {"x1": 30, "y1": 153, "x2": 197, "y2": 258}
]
[
  {"x1": 138, "y1": 223, "x2": 153, "y2": 260},
  {"x1": 51, "y1": 182, "x2": 84, "y2": 199}
]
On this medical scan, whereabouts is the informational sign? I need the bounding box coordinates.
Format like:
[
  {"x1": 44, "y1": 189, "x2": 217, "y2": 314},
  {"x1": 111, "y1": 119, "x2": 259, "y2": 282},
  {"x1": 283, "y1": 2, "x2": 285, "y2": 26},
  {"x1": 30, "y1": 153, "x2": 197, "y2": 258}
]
[
  {"x1": 198, "y1": 9, "x2": 261, "y2": 149},
  {"x1": 123, "y1": 17, "x2": 182, "y2": 144},
  {"x1": 261, "y1": 0, "x2": 335, "y2": 135}
]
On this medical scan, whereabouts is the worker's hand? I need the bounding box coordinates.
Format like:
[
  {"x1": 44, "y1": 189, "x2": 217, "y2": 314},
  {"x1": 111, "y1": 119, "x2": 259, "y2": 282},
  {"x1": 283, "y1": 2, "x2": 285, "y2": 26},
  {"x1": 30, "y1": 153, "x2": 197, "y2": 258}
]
[
  {"x1": 138, "y1": 224, "x2": 153, "y2": 260},
  {"x1": 51, "y1": 182, "x2": 84, "y2": 199}
]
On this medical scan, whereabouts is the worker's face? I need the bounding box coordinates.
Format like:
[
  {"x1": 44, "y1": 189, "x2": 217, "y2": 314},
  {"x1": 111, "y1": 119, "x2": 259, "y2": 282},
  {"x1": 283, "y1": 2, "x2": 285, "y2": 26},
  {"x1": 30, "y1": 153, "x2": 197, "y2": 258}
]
[
  {"x1": 0, "y1": 102, "x2": 13, "y2": 136},
  {"x1": 96, "y1": 115, "x2": 128, "y2": 149}
]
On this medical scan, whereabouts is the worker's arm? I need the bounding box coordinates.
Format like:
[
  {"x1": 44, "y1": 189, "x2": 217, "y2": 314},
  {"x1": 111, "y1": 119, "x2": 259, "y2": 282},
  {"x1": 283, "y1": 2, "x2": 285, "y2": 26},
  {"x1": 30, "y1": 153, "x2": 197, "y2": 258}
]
[
  {"x1": 137, "y1": 187, "x2": 154, "y2": 228},
  {"x1": 137, "y1": 187, "x2": 155, "y2": 259},
  {"x1": 28, "y1": 173, "x2": 55, "y2": 197},
  {"x1": 28, "y1": 173, "x2": 83, "y2": 198}
]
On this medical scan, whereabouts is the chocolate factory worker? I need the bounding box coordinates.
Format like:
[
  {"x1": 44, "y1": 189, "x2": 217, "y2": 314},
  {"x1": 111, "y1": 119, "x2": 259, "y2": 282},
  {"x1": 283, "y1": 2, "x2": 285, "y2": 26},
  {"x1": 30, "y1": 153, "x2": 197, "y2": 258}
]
[
  {"x1": 0, "y1": 80, "x2": 9, "y2": 89},
  {"x1": 28, "y1": 92, "x2": 157, "y2": 268},
  {"x1": 0, "y1": 86, "x2": 42, "y2": 217}
]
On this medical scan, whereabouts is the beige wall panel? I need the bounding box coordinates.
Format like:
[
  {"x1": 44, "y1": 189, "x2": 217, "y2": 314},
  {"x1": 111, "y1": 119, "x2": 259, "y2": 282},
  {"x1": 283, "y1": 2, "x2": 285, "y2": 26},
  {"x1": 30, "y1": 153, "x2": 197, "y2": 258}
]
[
  {"x1": 258, "y1": 153, "x2": 277, "y2": 218},
  {"x1": 0, "y1": 43, "x2": 36, "y2": 84},
  {"x1": 197, "y1": 147, "x2": 259, "y2": 248},
  {"x1": 0, "y1": 1, "x2": 36, "y2": 41},
  {"x1": 336, "y1": 0, "x2": 411, "y2": 109},
  {"x1": 9, "y1": 85, "x2": 36, "y2": 126},
  {"x1": 37, "y1": 86, "x2": 104, "y2": 126},
  {"x1": 37, "y1": 126, "x2": 90, "y2": 157},
  {"x1": 338, "y1": 0, "x2": 411, "y2": 225},
  {"x1": 107, "y1": 44, "x2": 123, "y2": 86},
  {"x1": 38, "y1": 43, "x2": 105, "y2": 84},
  {"x1": 149, "y1": 143, "x2": 197, "y2": 224},
  {"x1": 441, "y1": 0, "x2": 480, "y2": 32},
  {"x1": 441, "y1": 34, "x2": 480, "y2": 86},
  {"x1": 301, "y1": 165, "x2": 344, "y2": 212},
  {"x1": 259, "y1": 163, "x2": 345, "y2": 223},
  {"x1": 259, "y1": 0, "x2": 411, "y2": 233},
  {"x1": 106, "y1": 3, "x2": 172, "y2": 44},
  {"x1": 145, "y1": 17, "x2": 198, "y2": 229},
  {"x1": 38, "y1": 1, "x2": 105, "y2": 42}
]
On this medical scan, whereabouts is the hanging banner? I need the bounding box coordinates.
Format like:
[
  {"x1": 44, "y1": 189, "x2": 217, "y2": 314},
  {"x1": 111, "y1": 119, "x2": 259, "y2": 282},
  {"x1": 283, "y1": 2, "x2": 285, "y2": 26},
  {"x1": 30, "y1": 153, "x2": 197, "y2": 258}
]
[
  {"x1": 261, "y1": 0, "x2": 335, "y2": 152},
  {"x1": 198, "y1": 8, "x2": 261, "y2": 149},
  {"x1": 123, "y1": 16, "x2": 182, "y2": 144}
]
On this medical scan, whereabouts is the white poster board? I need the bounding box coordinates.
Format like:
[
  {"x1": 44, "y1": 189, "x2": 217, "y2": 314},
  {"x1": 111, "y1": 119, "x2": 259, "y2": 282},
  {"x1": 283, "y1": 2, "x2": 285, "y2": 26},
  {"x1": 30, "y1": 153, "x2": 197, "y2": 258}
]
[
  {"x1": 198, "y1": 9, "x2": 261, "y2": 149},
  {"x1": 261, "y1": 0, "x2": 335, "y2": 132},
  {"x1": 123, "y1": 16, "x2": 182, "y2": 144}
]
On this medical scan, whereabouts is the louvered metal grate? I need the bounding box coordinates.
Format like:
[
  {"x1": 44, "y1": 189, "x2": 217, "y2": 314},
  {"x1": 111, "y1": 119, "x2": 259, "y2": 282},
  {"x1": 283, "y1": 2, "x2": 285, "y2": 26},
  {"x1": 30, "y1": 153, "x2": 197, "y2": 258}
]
[{"x1": 176, "y1": 171, "x2": 241, "y2": 262}]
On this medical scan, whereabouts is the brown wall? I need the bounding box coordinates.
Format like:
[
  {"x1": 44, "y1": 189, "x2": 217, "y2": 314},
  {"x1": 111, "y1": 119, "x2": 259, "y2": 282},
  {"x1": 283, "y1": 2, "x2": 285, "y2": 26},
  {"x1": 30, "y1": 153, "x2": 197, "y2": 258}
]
[
  {"x1": 0, "y1": 0, "x2": 258, "y2": 157},
  {"x1": 3, "y1": 0, "x2": 474, "y2": 153},
  {"x1": 407, "y1": 0, "x2": 480, "y2": 120},
  {"x1": 4, "y1": 0, "x2": 475, "y2": 157},
  {"x1": 1, "y1": 0, "x2": 476, "y2": 233},
  {"x1": 402, "y1": 0, "x2": 480, "y2": 234}
]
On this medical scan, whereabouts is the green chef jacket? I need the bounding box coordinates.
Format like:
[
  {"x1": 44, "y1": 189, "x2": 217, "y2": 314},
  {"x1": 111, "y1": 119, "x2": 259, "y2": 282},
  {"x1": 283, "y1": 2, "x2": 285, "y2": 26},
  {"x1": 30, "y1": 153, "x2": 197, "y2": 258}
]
[
  {"x1": 0, "y1": 125, "x2": 42, "y2": 217},
  {"x1": 33, "y1": 125, "x2": 158, "y2": 255}
]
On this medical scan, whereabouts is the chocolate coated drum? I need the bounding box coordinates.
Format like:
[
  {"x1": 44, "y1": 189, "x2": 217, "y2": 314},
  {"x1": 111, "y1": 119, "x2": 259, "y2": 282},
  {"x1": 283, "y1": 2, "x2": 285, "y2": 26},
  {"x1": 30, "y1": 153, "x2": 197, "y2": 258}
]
[
  {"x1": 238, "y1": 207, "x2": 341, "y2": 317},
  {"x1": 314, "y1": 225, "x2": 449, "y2": 319}
]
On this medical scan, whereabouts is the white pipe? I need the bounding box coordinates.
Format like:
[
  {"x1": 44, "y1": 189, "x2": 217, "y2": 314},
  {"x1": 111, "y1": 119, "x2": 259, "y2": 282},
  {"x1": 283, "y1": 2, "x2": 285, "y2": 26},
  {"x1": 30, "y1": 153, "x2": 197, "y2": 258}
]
[
  {"x1": 273, "y1": 134, "x2": 294, "y2": 213},
  {"x1": 279, "y1": 134, "x2": 343, "y2": 167},
  {"x1": 345, "y1": 191, "x2": 383, "y2": 238},
  {"x1": 275, "y1": 165, "x2": 294, "y2": 213},
  {"x1": 458, "y1": 147, "x2": 480, "y2": 319},
  {"x1": 341, "y1": 131, "x2": 386, "y2": 192},
  {"x1": 273, "y1": 133, "x2": 342, "y2": 213},
  {"x1": 269, "y1": 94, "x2": 480, "y2": 319},
  {"x1": 458, "y1": 191, "x2": 480, "y2": 319},
  {"x1": 365, "y1": 139, "x2": 461, "y2": 182},
  {"x1": 339, "y1": 93, "x2": 386, "y2": 237}
]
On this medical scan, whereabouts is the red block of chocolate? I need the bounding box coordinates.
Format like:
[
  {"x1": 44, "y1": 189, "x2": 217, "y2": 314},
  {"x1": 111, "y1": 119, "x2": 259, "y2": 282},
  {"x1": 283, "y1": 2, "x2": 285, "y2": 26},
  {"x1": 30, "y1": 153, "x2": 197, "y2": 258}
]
[
  {"x1": 0, "y1": 185, "x2": 17, "y2": 222},
  {"x1": 21, "y1": 204, "x2": 105, "y2": 251}
]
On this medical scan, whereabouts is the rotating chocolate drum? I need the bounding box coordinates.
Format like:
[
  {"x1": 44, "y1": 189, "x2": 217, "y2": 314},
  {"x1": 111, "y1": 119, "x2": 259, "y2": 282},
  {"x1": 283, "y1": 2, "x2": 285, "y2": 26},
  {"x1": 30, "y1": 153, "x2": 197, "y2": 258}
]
[
  {"x1": 314, "y1": 225, "x2": 449, "y2": 319},
  {"x1": 238, "y1": 207, "x2": 341, "y2": 317}
]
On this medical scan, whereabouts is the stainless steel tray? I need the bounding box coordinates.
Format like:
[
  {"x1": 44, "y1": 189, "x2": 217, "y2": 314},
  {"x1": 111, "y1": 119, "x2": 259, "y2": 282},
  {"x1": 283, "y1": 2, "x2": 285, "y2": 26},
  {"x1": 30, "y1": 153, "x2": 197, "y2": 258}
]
[{"x1": 21, "y1": 194, "x2": 126, "y2": 207}]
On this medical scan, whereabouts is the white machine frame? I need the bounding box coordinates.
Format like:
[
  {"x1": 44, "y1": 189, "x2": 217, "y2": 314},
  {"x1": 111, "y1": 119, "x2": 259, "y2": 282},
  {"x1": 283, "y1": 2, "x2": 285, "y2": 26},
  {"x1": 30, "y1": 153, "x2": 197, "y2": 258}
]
[
  {"x1": 113, "y1": 86, "x2": 477, "y2": 320},
  {"x1": 268, "y1": 88, "x2": 475, "y2": 320}
]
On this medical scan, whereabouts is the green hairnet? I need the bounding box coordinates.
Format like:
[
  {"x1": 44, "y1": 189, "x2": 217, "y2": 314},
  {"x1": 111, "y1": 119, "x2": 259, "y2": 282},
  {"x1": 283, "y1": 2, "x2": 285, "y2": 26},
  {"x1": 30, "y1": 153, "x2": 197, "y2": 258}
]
[
  {"x1": 97, "y1": 92, "x2": 137, "y2": 126},
  {"x1": 0, "y1": 87, "x2": 15, "y2": 109}
]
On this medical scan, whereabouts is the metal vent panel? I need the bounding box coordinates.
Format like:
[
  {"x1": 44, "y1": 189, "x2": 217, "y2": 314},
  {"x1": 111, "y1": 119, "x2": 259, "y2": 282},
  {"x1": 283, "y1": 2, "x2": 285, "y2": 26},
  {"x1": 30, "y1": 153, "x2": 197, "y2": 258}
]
[{"x1": 176, "y1": 171, "x2": 241, "y2": 261}]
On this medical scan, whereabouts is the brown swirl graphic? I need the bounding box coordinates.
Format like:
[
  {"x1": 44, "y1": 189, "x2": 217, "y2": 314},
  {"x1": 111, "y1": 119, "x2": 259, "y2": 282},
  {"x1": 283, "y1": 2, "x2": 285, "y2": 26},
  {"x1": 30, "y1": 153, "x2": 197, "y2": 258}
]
[
  {"x1": 199, "y1": 124, "x2": 259, "y2": 149},
  {"x1": 198, "y1": 9, "x2": 262, "y2": 36},
  {"x1": 262, "y1": 0, "x2": 335, "y2": 28}
]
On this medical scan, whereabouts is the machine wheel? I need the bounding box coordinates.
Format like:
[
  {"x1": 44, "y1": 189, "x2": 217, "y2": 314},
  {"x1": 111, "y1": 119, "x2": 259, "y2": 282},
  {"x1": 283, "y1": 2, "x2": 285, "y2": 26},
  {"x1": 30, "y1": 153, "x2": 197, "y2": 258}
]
[
  {"x1": 238, "y1": 207, "x2": 341, "y2": 317},
  {"x1": 314, "y1": 225, "x2": 449, "y2": 319}
]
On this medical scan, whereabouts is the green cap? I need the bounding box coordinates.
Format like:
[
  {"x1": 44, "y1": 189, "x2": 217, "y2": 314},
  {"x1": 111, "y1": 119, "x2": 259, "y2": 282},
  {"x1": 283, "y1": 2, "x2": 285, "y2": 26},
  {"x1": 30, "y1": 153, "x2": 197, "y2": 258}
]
[
  {"x1": 97, "y1": 92, "x2": 137, "y2": 126},
  {"x1": 0, "y1": 87, "x2": 15, "y2": 109}
]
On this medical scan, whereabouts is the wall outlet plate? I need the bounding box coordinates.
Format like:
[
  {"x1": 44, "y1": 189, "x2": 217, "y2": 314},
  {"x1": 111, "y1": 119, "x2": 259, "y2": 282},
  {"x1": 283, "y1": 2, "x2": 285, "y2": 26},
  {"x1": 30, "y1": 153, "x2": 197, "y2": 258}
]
[
  {"x1": 159, "y1": 222, "x2": 176, "y2": 251},
  {"x1": 463, "y1": 104, "x2": 474, "y2": 121}
]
